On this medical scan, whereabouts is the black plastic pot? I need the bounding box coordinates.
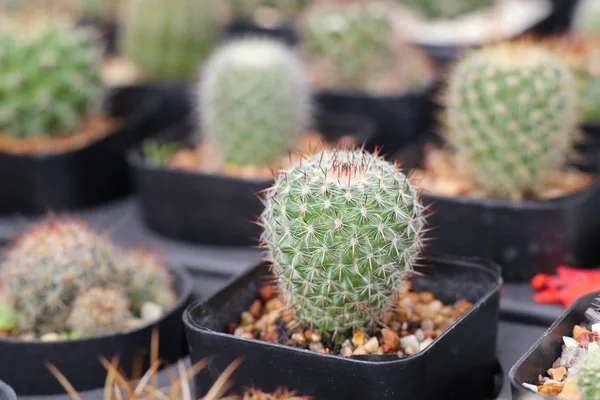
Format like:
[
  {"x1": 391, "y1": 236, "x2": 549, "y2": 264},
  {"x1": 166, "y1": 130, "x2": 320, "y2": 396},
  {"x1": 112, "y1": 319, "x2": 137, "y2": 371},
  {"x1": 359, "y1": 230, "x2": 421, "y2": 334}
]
[
  {"x1": 221, "y1": 21, "x2": 299, "y2": 47},
  {"x1": 314, "y1": 81, "x2": 440, "y2": 155},
  {"x1": 394, "y1": 137, "x2": 600, "y2": 282},
  {"x1": 128, "y1": 112, "x2": 375, "y2": 246},
  {"x1": 0, "y1": 266, "x2": 193, "y2": 396},
  {"x1": 0, "y1": 380, "x2": 16, "y2": 400},
  {"x1": 509, "y1": 290, "x2": 598, "y2": 399},
  {"x1": 184, "y1": 255, "x2": 502, "y2": 400},
  {"x1": 0, "y1": 85, "x2": 168, "y2": 215}
]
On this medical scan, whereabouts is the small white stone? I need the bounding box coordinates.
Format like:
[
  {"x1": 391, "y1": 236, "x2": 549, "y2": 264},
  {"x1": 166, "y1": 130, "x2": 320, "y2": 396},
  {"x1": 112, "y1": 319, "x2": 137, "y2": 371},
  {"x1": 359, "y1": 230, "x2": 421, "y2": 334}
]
[
  {"x1": 589, "y1": 342, "x2": 600, "y2": 353},
  {"x1": 522, "y1": 383, "x2": 538, "y2": 393},
  {"x1": 400, "y1": 334, "x2": 420, "y2": 351},
  {"x1": 419, "y1": 338, "x2": 433, "y2": 351},
  {"x1": 592, "y1": 323, "x2": 600, "y2": 334},
  {"x1": 563, "y1": 336, "x2": 579, "y2": 348},
  {"x1": 141, "y1": 302, "x2": 163, "y2": 322},
  {"x1": 364, "y1": 337, "x2": 379, "y2": 353}
]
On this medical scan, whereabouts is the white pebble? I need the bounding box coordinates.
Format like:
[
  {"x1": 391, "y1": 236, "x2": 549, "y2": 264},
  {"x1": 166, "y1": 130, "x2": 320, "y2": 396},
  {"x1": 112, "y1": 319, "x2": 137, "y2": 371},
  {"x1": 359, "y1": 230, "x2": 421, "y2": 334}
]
[
  {"x1": 419, "y1": 338, "x2": 433, "y2": 351},
  {"x1": 589, "y1": 342, "x2": 600, "y2": 353},
  {"x1": 364, "y1": 337, "x2": 379, "y2": 353},
  {"x1": 592, "y1": 323, "x2": 600, "y2": 334},
  {"x1": 428, "y1": 300, "x2": 443, "y2": 313},
  {"x1": 141, "y1": 302, "x2": 164, "y2": 322},
  {"x1": 563, "y1": 336, "x2": 579, "y2": 348},
  {"x1": 400, "y1": 334, "x2": 420, "y2": 351},
  {"x1": 522, "y1": 383, "x2": 538, "y2": 393},
  {"x1": 415, "y1": 329, "x2": 425, "y2": 342}
]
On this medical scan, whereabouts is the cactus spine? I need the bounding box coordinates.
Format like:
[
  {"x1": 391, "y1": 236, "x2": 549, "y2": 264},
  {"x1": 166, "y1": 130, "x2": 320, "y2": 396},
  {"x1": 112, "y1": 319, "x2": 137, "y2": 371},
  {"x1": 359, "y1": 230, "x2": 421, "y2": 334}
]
[
  {"x1": 577, "y1": 351, "x2": 600, "y2": 400},
  {"x1": 199, "y1": 37, "x2": 310, "y2": 166},
  {"x1": 121, "y1": 0, "x2": 221, "y2": 81},
  {"x1": 260, "y1": 149, "x2": 426, "y2": 340},
  {"x1": 398, "y1": 0, "x2": 493, "y2": 20},
  {"x1": 443, "y1": 42, "x2": 577, "y2": 200},
  {"x1": 0, "y1": 21, "x2": 103, "y2": 138}
]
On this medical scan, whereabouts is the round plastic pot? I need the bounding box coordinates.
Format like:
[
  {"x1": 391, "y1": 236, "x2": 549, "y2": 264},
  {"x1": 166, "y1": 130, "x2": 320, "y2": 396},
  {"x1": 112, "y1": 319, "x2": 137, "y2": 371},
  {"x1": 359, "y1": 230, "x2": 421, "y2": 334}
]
[
  {"x1": 128, "y1": 112, "x2": 375, "y2": 246},
  {"x1": 0, "y1": 266, "x2": 193, "y2": 396},
  {"x1": 183, "y1": 255, "x2": 502, "y2": 400},
  {"x1": 0, "y1": 85, "x2": 169, "y2": 215},
  {"x1": 509, "y1": 290, "x2": 599, "y2": 399},
  {"x1": 393, "y1": 137, "x2": 600, "y2": 282},
  {"x1": 0, "y1": 380, "x2": 16, "y2": 400},
  {"x1": 221, "y1": 21, "x2": 299, "y2": 47},
  {"x1": 313, "y1": 81, "x2": 440, "y2": 155}
]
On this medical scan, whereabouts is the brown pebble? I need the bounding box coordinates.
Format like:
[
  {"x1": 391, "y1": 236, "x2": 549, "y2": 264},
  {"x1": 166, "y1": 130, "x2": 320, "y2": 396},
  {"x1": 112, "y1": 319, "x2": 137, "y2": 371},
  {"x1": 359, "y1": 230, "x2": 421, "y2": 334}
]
[
  {"x1": 407, "y1": 293, "x2": 420, "y2": 303},
  {"x1": 352, "y1": 331, "x2": 366, "y2": 347},
  {"x1": 537, "y1": 382, "x2": 563, "y2": 395},
  {"x1": 249, "y1": 300, "x2": 263, "y2": 319},
  {"x1": 259, "y1": 285, "x2": 275, "y2": 301},
  {"x1": 396, "y1": 306, "x2": 412, "y2": 322},
  {"x1": 573, "y1": 325, "x2": 589, "y2": 339},
  {"x1": 433, "y1": 315, "x2": 445, "y2": 326},
  {"x1": 311, "y1": 332, "x2": 322, "y2": 342},
  {"x1": 304, "y1": 330, "x2": 312, "y2": 341},
  {"x1": 382, "y1": 343, "x2": 392, "y2": 353},
  {"x1": 262, "y1": 332, "x2": 276, "y2": 342},
  {"x1": 291, "y1": 333, "x2": 306, "y2": 344},
  {"x1": 227, "y1": 322, "x2": 238, "y2": 334},
  {"x1": 420, "y1": 292, "x2": 435, "y2": 304},
  {"x1": 400, "y1": 330, "x2": 409, "y2": 337},
  {"x1": 265, "y1": 298, "x2": 283, "y2": 312},
  {"x1": 548, "y1": 366, "x2": 567, "y2": 382},
  {"x1": 381, "y1": 328, "x2": 400, "y2": 351},
  {"x1": 576, "y1": 331, "x2": 599, "y2": 347},
  {"x1": 353, "y1": 345, "x2": 367, "y2": 355}
]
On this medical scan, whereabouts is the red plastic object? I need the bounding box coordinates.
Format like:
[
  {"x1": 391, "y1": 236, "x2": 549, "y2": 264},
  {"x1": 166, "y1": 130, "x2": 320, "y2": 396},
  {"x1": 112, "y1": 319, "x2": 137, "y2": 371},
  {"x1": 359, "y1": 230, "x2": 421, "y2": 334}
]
[{"x1": 531, "y1": 266, "x2": 600, "y2": 307}]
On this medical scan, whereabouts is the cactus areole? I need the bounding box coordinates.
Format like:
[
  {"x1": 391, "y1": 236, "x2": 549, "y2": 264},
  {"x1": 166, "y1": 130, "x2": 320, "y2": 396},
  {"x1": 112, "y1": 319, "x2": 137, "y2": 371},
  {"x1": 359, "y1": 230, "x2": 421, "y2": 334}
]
[{"x1": 259, "y1": 149, "x2": 426, "y2": 341}]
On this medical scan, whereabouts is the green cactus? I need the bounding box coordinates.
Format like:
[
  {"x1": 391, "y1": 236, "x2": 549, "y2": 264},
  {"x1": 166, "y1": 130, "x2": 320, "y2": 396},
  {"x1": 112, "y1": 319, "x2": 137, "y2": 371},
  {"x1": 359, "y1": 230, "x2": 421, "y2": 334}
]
[
  {"x1": 577, "y1": 351, "x2": 600, "y2": 400},
  {"x1": 199, "y1": 37, "x2": 310, "y2": 166},
  {"x1": 120, "y1": 0, "x2": 221, "y2": 81},
  {"x1": 443, "y1": 42, "x2": 577, "y2": 200},
  {"x1": 0, "y1": 303, "x2": 16, "y2": 331},
  {"x1": 259, "y1": 149, "x2": 426, "y2": 341},
  {"x1": 66, "y1": 287, "x2": 134, "y2": 337},
  {"x1": 0, "y1": 218, "x2": 122, "y2": 334},
  {"x1": 398, "y1": 0, "x2": 493, "y2": 20},
  {"x1": 301, "y1": 1, "x2": 432, "y2": 92},
  {"x1": 0, "y1": 21, "x2": 103, "y2": 138}
]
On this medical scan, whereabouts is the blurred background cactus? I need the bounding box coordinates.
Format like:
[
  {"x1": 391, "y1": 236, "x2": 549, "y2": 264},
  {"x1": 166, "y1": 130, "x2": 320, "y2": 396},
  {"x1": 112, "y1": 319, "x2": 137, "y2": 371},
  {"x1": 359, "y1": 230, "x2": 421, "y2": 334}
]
[
  {"x1": 573, "y1": 0, "x2": 600, "y2": 35},
  {"x1": 397, "y1": 0, "x2": 493, "y2": 20},
  {"x1": 120, "y1": 0, "x2": 222, "y2": 81},
  {"x1": 577, "y1": 350, "x2": 600, "y2": 400}
]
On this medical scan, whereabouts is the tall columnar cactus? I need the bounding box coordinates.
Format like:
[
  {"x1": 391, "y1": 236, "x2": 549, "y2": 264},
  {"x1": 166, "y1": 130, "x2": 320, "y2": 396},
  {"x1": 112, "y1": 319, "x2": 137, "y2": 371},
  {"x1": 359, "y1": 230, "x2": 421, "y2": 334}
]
[
  {"x1": 301, "y1": 1, "x2": 432, "y2": 91},
  {"x1": 398, "y1": 0, "x2": 493, "y2": 20},
  {"x1": 260, "y1": 149, "x2": 426, "y2": 340},
  {"x1": 199, "y1": 37, "x2": 310, "y2": 166},
  {"x1": 0, "y1": 21, "x2": 103, "y2": 138},
  {"x1": 66, "y1": 287, "x2": 133, "y2": 336},
  {"x1": 577, "y1": 351, "x2": 600, "y2": 400},
  {"x1": 120, "y1": 0, "x2": 221, "y2": 81},
  {"x1": 443, "y1": 42, "x2": 577, "y2": 200},
  {"x1": 0, "y1": 218, "x2": 122, "y2": 333}
]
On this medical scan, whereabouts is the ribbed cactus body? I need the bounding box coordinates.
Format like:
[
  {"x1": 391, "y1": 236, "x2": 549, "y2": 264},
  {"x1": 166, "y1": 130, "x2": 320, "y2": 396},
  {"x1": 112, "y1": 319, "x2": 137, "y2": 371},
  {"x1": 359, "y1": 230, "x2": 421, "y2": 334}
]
[
  {"x1": 399, "y1": 0, "x2": 493, "y2": 20},
  {"x1": 0, "y1": 22, "x2": 103, "y2": 138},
  {"x1": 200, "y1": 38, "x2": 310, "y2": 166},
  {"x1": 444, "y1": 42, "x2": 577, "y2": 200},
  {"x1": 577, "y1": 351, "x2": 600, "y2": 400},
  {"x1": 67, "y1": 287, "x2": 133, "y2": 336},
  {"x1": 121, "y1": 0, "x2": 220, "y2": 80},
  {"x1": 260, "y1": 149, "x2": 426, "y2": 337}
]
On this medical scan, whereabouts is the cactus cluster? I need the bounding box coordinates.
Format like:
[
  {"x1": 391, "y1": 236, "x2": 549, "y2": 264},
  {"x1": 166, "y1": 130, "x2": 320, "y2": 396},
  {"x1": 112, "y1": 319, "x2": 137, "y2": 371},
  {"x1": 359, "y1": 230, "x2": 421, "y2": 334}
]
[
  {"x1": 199, "y1": 37, "x2": 311, "y2": 167},
  {"x1": 0, "y1": 20, "x2": 103, "y2": 138},
  {"x1": 120, "y1": 0, "x2": 221, "y2": 81},
  {"x1": 443, "y1": 42, "x2": 577, "y2": 200},
  {"x1": 577, "y1": 351, "x2": 600, "y2": 400},
  {"x1": 301, "y1": 1, "x2": 433, "y2": 92},
  {"x1": 0, "y1": 217, "x2": 176, "y2": 337},
  {"x1": 260, "y1": 149, "x2": 426, "y2": 341},
  {"x1": 398, "y1": 0, "x2": 493, "y2": 20}
]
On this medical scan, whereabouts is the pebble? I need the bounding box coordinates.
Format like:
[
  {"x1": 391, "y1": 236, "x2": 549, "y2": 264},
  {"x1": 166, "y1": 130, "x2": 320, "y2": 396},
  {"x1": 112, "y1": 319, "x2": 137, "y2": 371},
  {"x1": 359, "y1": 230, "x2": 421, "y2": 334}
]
[
  {"x1": 547, "y1": 366, "x2": 567, "y2": 382},
  {"x1": 240, "y1": 332, "x2": 254, "y2": 339},
  {"x1": 421, "y1": 319, "x2": 434, "y2": 331},
  {"x1": 18, "y1": 333, "x2": 34, "y2": 340},
  {"x1": 415, "y1": 329, "x2": 425, "y2": 342},
  {"x1": 125, "y1": 318, "x2": 143, "y2": 329},
  {"x1": 428, "y1": 300, "x2": 443, "y2": 313},
  {"x1": 352, "y1": 331, "x2": 366, "y2": 347},
  {"x1": 381, "y1": 328, "x2": 400, "y2": 351},
  {"x1": 265, "y1": 298, "x2": 282, "y2": 312},
  {"x1": 291, "y1": 333, "x2": 305, "y2": 344},
  {"x1": 240, "y1": 311, "x2": 255, "y2": 326},
  {"x1": 400, "y1": 334, "x2": 419, "y2": 352},
  {"x1": 340, "y1": 346, "x2": 353, "y2": 357},
  {"x1": 141, "y1": 302, "x2": 163, "y2": 322},
  {"x1": 353, "y1": 345, "x2": 367, "y2": 355},
  {"x1": 249, "y1": 300, "x2": 263, "y2": 319},
  {"x1": 419, "y1": 338, "x2": 433, "y2": 351},
  {"x1": 405, "y1": 346, "x2": 415, "y2": 355},
  {"x1": 309, "y1": 342, "x2": 324, "y2": 353},
  {"x1": 41, "y1": 332, "x2": 61, "y2": 342},
  {"x1": 364, "y1": 337, "x2": 379, "y2": 353}
]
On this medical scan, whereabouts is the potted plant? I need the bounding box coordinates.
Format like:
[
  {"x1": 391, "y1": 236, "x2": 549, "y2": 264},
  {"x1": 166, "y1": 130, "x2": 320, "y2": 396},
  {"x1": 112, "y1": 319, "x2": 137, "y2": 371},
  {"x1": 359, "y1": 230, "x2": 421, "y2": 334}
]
[
  {"x1": 392, "y1": 40, "x2": 600, "y2": 282},
  {"x1": 0, "y1": 16, "x2": 168, "y2": 214},
  {"x1": 298, "y1": 1, "x2": 439, "y2": 154},
  {"x1": 510, "y1": 291, "x2": 600, "y2": 399},
  {"x1": 0, "y1": 216, "x2": 193, "y2": 396},
  {"x1": 128, "y1": 37, "x2": 374, "y2": 246},
  {"x1": 183, "y1": 147, "x2": 502, "y2": 399}
]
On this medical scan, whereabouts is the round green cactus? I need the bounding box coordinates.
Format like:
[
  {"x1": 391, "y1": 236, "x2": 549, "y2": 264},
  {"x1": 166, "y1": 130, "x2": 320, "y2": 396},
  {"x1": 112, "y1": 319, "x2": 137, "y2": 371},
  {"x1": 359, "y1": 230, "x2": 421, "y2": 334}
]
[
  {"x1": 577, "y1": 351, "x2": 600, "y2": 400},
  {"x1": 199, "y1": 37, "x2": 310, "y2": 166},
  {"x1": 260, "y1": 149, "x2": 426, "y2": 340},
  {"x1": 443, "y1": 42, "x2": 577, "y2": 200},
  {"x1": 120, "y1": 0, "x2": 221, "y2": 81},
  {"x1": 0, "y1": 21, "x2": 103, "y2": 138},
  {"x1": 67, "y1": 287, "x2": 133, "y2": 337},
  {"x1": 398, "y1": 0, "x2": 493, "y2": 20}
]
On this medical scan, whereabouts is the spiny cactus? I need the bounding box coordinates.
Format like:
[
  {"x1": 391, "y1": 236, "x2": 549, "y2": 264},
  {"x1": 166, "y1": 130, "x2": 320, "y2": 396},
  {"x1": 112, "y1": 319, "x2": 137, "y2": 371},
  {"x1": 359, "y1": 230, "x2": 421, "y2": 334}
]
[
  {"x1": 577, "y1": 351, "x2": 600, "y2": 400},
  {"x1": 260, "y1": 149, "x2": 426, "y2": 340},
  {"x1": 0, "y1": 303, "x2": 16, "y2": 331},
  {"x1": 443, "y1": 42, "x2": 577, "y2": 200},
  {"x1": 0, "y1": 21, "x2": 103, "y2": 138},
  {"x1": 0, "y1": 217, "x2": 122, "y2": 333},
  {"x1": 67, "y1": 287, "x2": 134, "y2": 337},
  {"x1": 398, "y1": 0, "x2": 493, "y2": 20},
  {"x1": 199, "y1": 37, "x2": 310, "y2": 166},
  {"x1": 120, "y1": 0, "x2": 221, "y2": 81},
  {"x1": 301, "y1": 1, "x2": 433, "y2": 92}
]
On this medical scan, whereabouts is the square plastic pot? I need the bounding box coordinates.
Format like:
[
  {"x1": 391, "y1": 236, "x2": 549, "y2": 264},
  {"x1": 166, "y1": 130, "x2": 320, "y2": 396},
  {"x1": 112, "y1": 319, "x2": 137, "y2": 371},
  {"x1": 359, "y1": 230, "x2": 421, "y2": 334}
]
[
  {"x1": 183, "y1": 255, "x2": 502, "y2": 400},
  {"x1": 509, "y1": 290, "x2": 599, "y2": 399}
]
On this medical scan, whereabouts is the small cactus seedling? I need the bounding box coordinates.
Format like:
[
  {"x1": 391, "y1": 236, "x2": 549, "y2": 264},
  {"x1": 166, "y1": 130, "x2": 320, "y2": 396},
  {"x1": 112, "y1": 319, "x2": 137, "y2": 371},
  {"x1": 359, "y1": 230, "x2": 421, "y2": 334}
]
[
  {"x1": 0, "y1": 20, "x2": 103, "y2": 138},
  {"x1": 398, "y1": 0, "x2": 493, "y2": 20},
  {"x1": 443, "y1": 41, "x2": 578, "y2": 200},
  {"x1": 578, "y1": 351, "x2": 600, "y2": 400},
  {"x1": 199, "y1": 37, "x2": 311, "y2": 166},
  {"x1": 120, "y1": 0, "x2": 221, "y2": 81},
  {"x1": 260, "y1": 149, "x2": 426, "y2": 341}
]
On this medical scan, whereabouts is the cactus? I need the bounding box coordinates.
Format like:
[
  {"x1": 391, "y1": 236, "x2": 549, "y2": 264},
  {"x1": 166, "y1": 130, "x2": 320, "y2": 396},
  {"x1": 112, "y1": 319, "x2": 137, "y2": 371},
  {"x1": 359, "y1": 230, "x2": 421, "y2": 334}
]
[
  {"x1": 0, "y1": 21, "x2": 103, "y2": 138},
  {"x1": 67, "y1": 287, "x2": 134, "y2": 337},
  {"x1": 120, "y1": 0, "x2": 221, "y2": 81},
  {"x1": 0, "y1": 217, "x2": 122, "y2": 333},
  {"x1": 573, "y1": 0, "x2": 600, "y2": 36},
  {"x1": 398, "y1": 0, "x2": 493, "y2": 20},
  {"x1": 199, "y1": 37, "x2": 310, "y2": 166},
  {"x1": 443, "y1": 42, "x2": 577, "y2": 200},
  {"x1": 0, "y1": 303, "x2": 16, "y2": 331},
  {"x1": 301, "y1": 1, "x2": 433, "y2": 92},
  {"x1": 577, "y1": 351, "x2": 600, "y2": 400},
  {"x1": 259, "y1": 149, "x2": 426, "y2": 340}
]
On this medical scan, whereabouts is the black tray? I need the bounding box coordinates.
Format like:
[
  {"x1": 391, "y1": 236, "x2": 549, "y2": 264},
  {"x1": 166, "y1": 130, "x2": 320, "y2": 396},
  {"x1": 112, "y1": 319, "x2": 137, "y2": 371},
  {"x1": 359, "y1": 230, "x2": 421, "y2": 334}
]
[
  {"x1": 0, "y1": 266, "x2": 193, "y2": 396},
  {"x1": 128, "y1": 111, "x2": 375, "y2": 246},
  {"x1": 509, "y1": 290, "x2": 599, "y2": 399},
  {"x1": 0, "y1": 85, "x2": 166, "y2": 215},
  {"x1": 394, "y1": 137, "x2": 600, "y2": 282},
  {"x1": 0, "y1": 380, "x2": 16, "y2": 400},
  {"x1": 221, "y1": 21, "x2": 299, "y2": 47},
  {"x1": 183, "y1": 255, "x2": 502, "y2": 400}
]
